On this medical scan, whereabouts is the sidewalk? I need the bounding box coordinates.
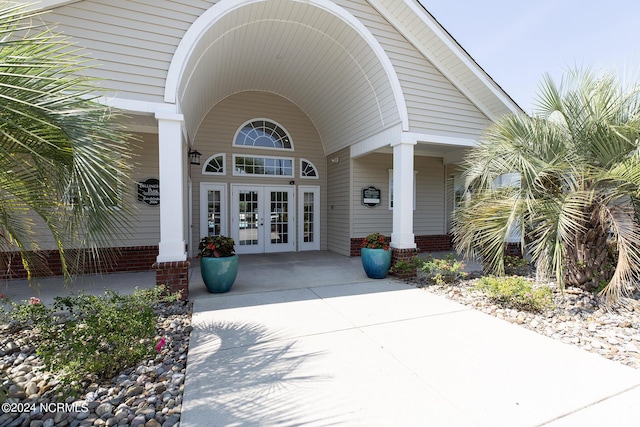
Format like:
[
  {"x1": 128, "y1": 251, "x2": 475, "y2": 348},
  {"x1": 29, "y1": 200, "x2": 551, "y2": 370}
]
[
  {"x1": 181, "y1": 252, "x2": 640, "y2": 426},
  {"x1": 2, "y1": 252, "x2": 640, "y2": 425}
]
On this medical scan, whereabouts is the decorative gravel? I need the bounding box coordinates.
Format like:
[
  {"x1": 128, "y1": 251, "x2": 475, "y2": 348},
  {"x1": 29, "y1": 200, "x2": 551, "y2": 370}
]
[
  {"x1": 408, "y1": 273, "x2": 640, "y2": 370},
  {"x1": 0, "y1": 301, "x2": 192, "y2": 427}
]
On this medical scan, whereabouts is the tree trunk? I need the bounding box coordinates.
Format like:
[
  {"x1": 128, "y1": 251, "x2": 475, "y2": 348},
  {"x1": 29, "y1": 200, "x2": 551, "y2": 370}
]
[{"x1": 563, "y1": 207, "x2": 614, "y2": 291}]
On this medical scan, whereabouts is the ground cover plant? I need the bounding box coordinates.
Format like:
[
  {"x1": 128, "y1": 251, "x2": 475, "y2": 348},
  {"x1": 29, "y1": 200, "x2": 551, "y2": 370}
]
[
  {"x1": 2, "y1": 287, "x2": 177, "y2": 395},
  {"x1": 418, "y1": 254, "x2": 468, "y2": 285},
  {"x1": 474, "y1": 276, "x2": 554, "y2": 312}
]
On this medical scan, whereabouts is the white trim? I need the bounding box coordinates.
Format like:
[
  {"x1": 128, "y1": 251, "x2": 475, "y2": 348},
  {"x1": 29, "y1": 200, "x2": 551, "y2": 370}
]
[
  {"x1": 233, "y1": 118, "x2": 294, "y2": 151},
  {"x1": 368, "y1": 0, "x2": 521, "y2": 120},
  {"x1": 299, "y1": 159, "x2": 319, "y2": 180},
  {"x1": 164, "y1": 0, "x2": 409, "y2": 130},
  {"x1": 350, "y1": 124, "x2": 403, "y2": 158},
  {"x1": 298, "y1": 185, "x2": 321, "y2": 250},
  {"x1": 97, "y1": 97, "x2": 176, "y2": 115},
  {"x1": 388, "y1": 169, "x2": 417, "y2": 210},
  {"x1": 201, "y1": 153, "x2": 226, "y2": 175},
  {"x1": 22, "y1": 0, "x2": 81, "y2": 10},
  {"x1": 232, "y1": 154, "x2": 295, "y2": 178},
  {"x1": 199, "y1": 182, "x2": 228, "y2": 239}
]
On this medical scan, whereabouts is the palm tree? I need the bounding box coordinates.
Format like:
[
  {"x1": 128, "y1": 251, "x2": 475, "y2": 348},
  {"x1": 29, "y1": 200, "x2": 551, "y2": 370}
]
[
  {"x1": 0, "y1": 3, "x2": 136, "y2": 279},
  {"x1": 453, "y1": 69, "x2": 640, "y2": 302}
]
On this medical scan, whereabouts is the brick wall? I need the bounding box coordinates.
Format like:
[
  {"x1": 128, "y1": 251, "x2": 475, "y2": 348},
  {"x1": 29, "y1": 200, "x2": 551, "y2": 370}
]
[
  {"x1": 153, "y1": 260, "x2": 190, "y2": 301},
  {"x1": 0, "y1": 246, "x2": 159, "y2": 280},
  {"x1": 350, "y1": 234, "x2": 453, "y2": 256}
]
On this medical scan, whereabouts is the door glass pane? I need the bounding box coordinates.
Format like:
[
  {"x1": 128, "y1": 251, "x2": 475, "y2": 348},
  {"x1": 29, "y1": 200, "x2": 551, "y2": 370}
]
[
  {"x1": 238, "y1": 190, "x2": 259, "y2": 246},
  {"x1": 303, "y1": 192, "x2": 314, "y2": 243},
  {"x1": 207, "y1": 190, "x2": 221, "y2": 236},
  {"x1": 270, "y1": 191, "x2": 289, "y2": 244}
]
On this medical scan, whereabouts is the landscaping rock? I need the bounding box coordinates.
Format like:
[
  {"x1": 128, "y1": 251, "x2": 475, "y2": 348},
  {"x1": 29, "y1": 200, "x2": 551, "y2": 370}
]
[{"x1": 0, "y1": 301, "x2": 192, "y2": 427}]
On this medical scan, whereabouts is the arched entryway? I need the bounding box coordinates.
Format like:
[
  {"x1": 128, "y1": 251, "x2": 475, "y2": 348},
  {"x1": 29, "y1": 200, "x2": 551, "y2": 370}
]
[{"x1": 157, "y1": 0, "x2": 409, "y2": 260}]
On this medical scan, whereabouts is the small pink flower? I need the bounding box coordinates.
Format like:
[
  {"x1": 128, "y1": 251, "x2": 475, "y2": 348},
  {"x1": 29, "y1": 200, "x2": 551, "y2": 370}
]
[
  {"x1": 155, "y1": 337, "x2": 166, "y2": 352},
  {"x1": 28, "y1": 297, "x2": 42, "y2": 305}
]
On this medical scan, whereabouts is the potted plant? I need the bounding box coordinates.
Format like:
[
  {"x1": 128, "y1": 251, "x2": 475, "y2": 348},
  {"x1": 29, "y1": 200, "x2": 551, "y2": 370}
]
[
  {"x1": 198, "y1": 235, "x2": 238, "y2": 293},
  {"x1": 360, "y1": 233, "x2": 392, "y2": 279}
]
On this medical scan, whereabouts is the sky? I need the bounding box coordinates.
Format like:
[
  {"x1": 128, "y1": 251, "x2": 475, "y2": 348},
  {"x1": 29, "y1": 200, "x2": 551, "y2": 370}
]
[{"x1": 420, "y1": 0, "x2": 640, "y2": 114}]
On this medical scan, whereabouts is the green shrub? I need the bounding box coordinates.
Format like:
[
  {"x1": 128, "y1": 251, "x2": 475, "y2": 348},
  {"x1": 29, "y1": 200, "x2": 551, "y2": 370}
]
[
  {"x1": 5, "y1": 287, "x2": 178, "y2": 391},
  {"x1": 419, "y1": 254, "x2": 468, "y2": 285},
  {"x1": 503, "y1": 255, "x2": 531, "y2": 276},
  {"x1": 475, "y1": 276, "x2": 554, "y2": 312},
  {"x1": 390, "y1": 257, "x2": 419, "y2": 275}
]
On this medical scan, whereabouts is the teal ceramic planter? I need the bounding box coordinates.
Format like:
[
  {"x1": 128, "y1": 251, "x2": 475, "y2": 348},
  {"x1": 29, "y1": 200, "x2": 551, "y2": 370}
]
[
  {"x1": 361, "y1": 248, "x2": 392, "y2": 279},
  {"x1": 200, "y1": 255, "x2": 239, "y2": 293}
]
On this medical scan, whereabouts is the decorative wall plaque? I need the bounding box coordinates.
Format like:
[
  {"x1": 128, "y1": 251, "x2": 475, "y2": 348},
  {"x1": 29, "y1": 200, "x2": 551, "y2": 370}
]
[
  {"x1": 137, "y1": 178, "x2": 160, "y2": 206},
  {"x1": 362, "y1": 186, "x2": 381, "y2": 207}
]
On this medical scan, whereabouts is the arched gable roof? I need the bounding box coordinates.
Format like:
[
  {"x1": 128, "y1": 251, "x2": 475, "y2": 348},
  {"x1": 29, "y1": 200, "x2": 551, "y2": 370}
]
[{"x1": 164, "y1": 0, "x2": 408, "y2": 154}]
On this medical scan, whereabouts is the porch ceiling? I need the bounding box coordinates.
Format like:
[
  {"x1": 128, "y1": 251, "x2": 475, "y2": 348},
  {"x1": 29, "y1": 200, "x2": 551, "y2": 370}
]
[{"x1": 172, "y1": 0, "x2": 402, "y2": 156}]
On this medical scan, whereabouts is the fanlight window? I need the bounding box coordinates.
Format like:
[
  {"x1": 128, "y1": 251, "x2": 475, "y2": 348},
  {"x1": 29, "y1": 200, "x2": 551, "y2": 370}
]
[
  {"x1": 203, "y1": 153, "x2": 225, "y2": 175},
  {"x1": 300, "y1": 159, "x2": 318, "y2": 178},
  {"x1": 234, "y1": 119, "x2": 292, "y2": 150}
]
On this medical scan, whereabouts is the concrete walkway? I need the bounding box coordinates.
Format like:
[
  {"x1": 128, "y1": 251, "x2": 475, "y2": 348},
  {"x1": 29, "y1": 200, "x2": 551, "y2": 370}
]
[
  {"x1": 182, "y1": 252, "x2": 640, "y2": 426},
  {"x1": 3, "y1": 252, "x2": 640, "y2": 426}
]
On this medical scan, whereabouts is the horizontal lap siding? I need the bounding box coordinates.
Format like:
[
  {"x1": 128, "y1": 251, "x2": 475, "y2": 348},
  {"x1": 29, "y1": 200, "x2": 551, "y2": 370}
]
[
  {"x1": 192, "y1": 91, "x2": 327, "y2": 252},
  {"x1": 327, "y1": 148, "x2": 352, "y2": 256},
  {"x1": 352, "y1": 153, "x2": 392, "y2": 237},
  {"x1": 339, "y1": 0, "x2": 491, "y2": 140},
  {"x1": 45, "y1": 0, "x2": 216, "y2": 101},
  {"x1": 352, "y1": 153, "x2": 445, "y2": 238},
  {"x1": 131, "y1": 133, "x2": 161, "y2": 246},
  {"x1": 414, "y1": 156, "x2": 445, "y2": 234}
]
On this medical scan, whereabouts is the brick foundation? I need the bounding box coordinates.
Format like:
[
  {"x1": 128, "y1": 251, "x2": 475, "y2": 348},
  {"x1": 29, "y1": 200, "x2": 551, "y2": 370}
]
[
  {"x1": 505, "y1": 242, "x2": 523, "y2": 257},
  {"x1": 153, "y1": 260, "x2": 190, "y2": 301},
  {"x1": 390, "y1": 247, "x2": 418, "y2": 279},
  {"x1": 350, "y1": 234, "x2": 453, "y2": 257},
  {"x1": 0, "y1": 246, "x2": 159, "y2": 280}
]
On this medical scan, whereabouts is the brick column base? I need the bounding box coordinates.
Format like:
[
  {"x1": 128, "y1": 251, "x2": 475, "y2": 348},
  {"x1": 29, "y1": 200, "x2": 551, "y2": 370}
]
[
  {"x1": 153, "y1": 260, "x2": 190, "y2": 301},
  {"x1": 390, "y1": 248, "x2": 418, "y2": 279}
]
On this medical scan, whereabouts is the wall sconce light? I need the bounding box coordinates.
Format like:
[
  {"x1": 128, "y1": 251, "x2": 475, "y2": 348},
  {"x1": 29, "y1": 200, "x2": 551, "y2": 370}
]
[
  {"x1": 188, "y1": 148, "x2": 202, "y2": 165},
  {"x1": 330, "y1": 157, "x2": 339, "y2": 164}
]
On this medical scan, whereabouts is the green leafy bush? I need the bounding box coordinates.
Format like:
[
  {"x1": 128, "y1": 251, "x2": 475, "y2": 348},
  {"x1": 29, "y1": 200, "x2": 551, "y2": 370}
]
[
  {"x1": 419, "y1": 255, "x2": 468, "y2": 285},
  {"x1": 390, "y1": 257, "x2": 419, "y2": 275},
  {"x1": 503, "y1": 255, "x2": 531, "y2": 276},
  {"x1": 475, "y1": 276, "x2": 554, "y2": 312},
  {"x1": 5, "y1": 287, "x2": 177, "y2": 390}
]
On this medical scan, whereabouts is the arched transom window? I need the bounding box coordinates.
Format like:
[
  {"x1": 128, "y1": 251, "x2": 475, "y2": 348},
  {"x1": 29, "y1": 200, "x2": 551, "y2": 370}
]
[{"x1": 234, "y1": 119, "x2": 292, "y2": 150}]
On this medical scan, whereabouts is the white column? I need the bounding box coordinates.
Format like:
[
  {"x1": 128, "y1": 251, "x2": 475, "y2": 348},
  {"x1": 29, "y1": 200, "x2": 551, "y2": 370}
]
[
  {"x1": 156, "y1": 113, "x2": 187, "y2": 262},
  {"x1": 391, "y1": 138, "x2": 417, "y2": 249}
]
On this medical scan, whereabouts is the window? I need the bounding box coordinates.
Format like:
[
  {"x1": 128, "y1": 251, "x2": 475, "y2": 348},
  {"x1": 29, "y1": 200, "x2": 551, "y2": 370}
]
[
  {"x1": 202, "y1": 153, "x2": 225, "y2": 175},
  {"x1": 234, "y1": 119, "x2": 293, "y2": 150},
  {"x1": 233, "y1": 155, "x2": 294, "y2": 177},
  {"x1": 300, "y1": 159, "x2": 318, "y2": 179}
]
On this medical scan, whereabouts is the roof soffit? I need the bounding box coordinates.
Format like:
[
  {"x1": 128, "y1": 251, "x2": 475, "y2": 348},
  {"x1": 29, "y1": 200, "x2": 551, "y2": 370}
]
[{"x1": 167, "y1": 0, "x2": 406, "y2": 152}]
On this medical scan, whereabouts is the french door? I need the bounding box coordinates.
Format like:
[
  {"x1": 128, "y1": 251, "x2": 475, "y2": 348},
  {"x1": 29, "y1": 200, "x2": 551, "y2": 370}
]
[{"x1": 231, "y1": 185, "x2": 295, "y2": 254}]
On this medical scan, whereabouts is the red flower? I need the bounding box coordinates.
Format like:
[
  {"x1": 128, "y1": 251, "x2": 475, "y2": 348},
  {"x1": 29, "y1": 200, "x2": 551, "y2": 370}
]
[{"x1": 155, "y1": 337, "x2": 166, "y2": 352}]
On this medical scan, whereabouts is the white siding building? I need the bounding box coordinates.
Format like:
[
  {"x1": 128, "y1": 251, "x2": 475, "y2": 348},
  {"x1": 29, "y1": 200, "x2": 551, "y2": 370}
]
[{"x1": 17, "y1": 0, "x2": 521, "y2": 292}]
